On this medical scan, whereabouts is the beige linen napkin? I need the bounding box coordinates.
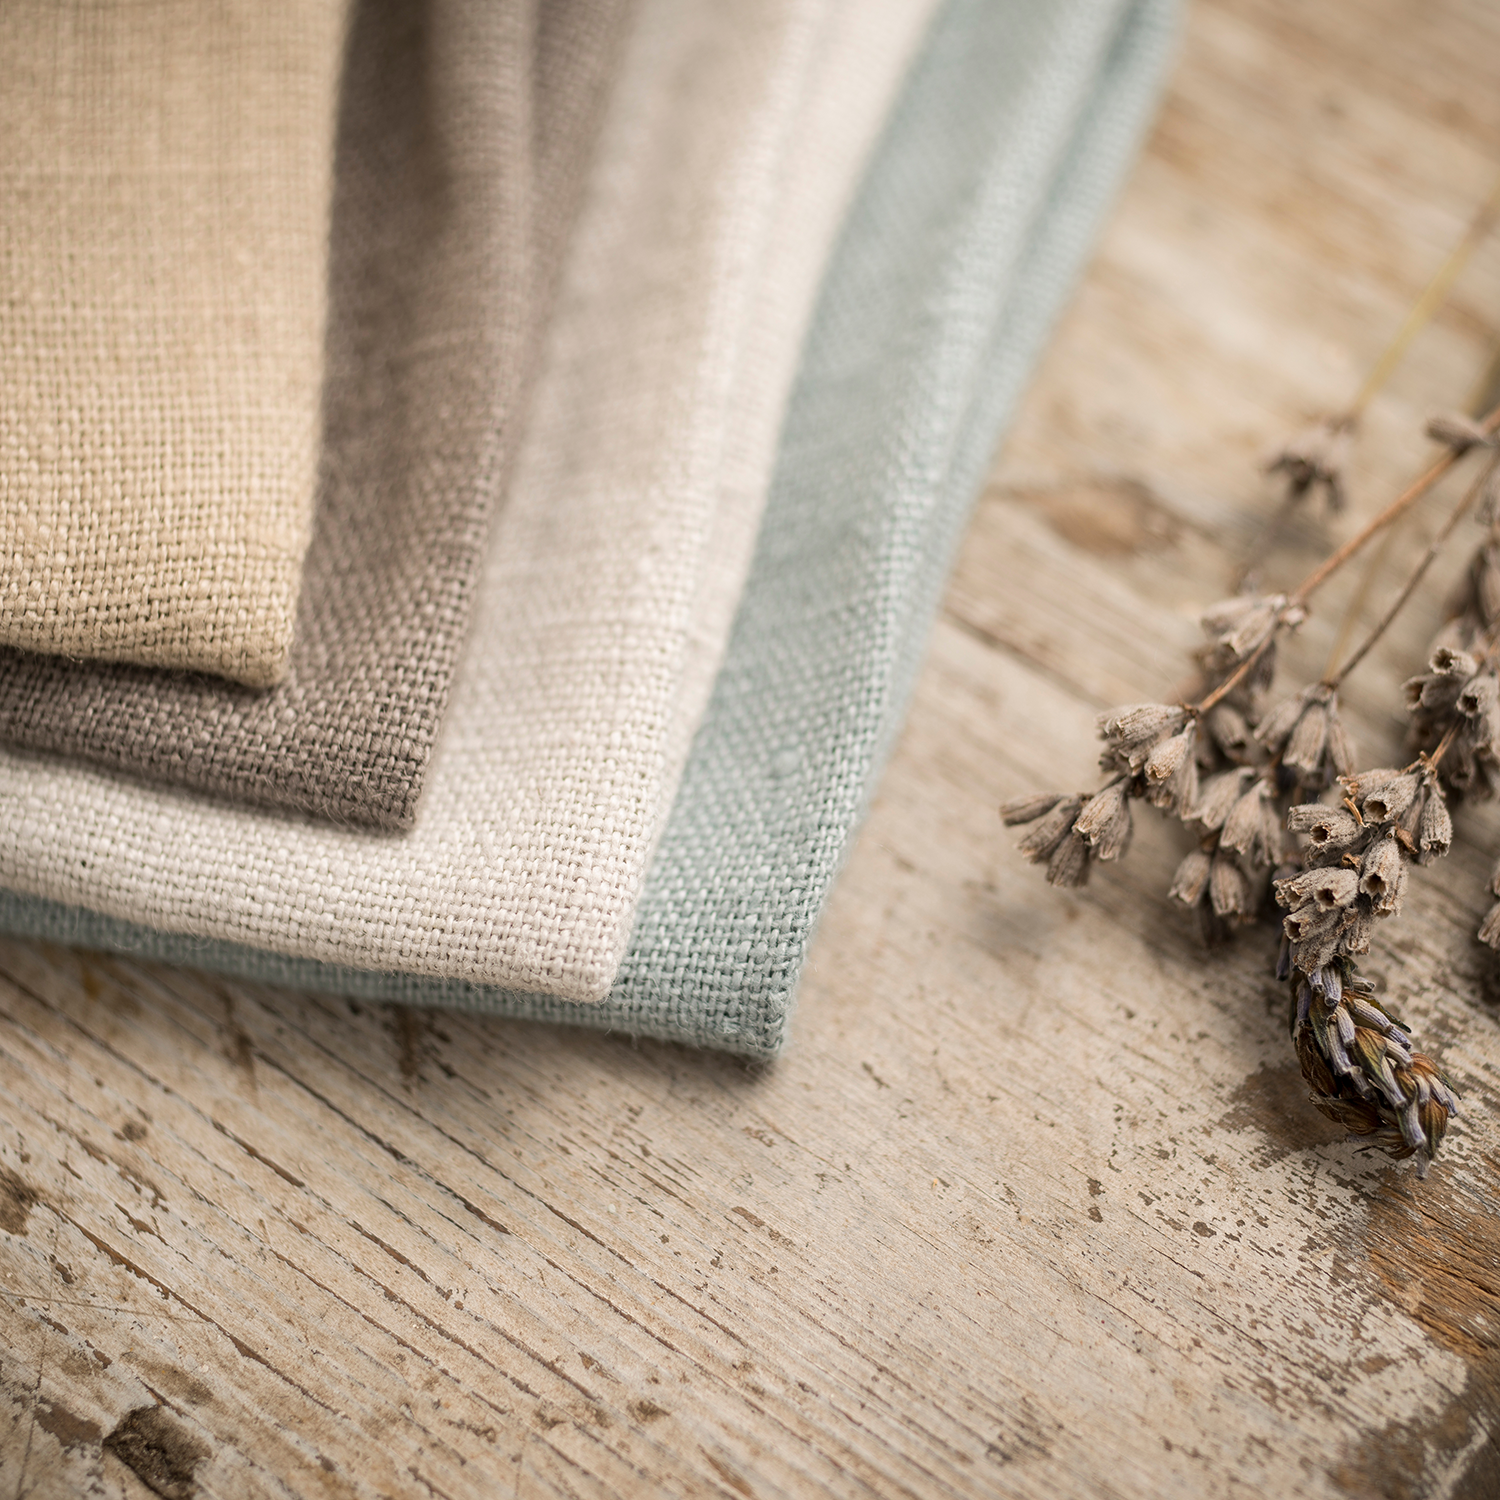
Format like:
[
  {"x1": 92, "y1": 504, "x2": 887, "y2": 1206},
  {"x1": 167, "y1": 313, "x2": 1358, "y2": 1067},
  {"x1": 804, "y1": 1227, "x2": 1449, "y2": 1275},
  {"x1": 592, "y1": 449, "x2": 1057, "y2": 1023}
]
[
  {"x1": 0, "y1": 0, "x2": 939, "y2": 1001},
  {"x1": 0, "y1": 0, "x2": 347, "y2": 687}
]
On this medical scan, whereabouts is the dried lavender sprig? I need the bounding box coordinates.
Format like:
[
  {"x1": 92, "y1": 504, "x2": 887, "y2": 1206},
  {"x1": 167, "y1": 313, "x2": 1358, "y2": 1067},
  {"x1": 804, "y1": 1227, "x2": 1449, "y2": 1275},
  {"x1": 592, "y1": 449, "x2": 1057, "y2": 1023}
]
[
  {"x1": 1275, "y1": 756, "x2": 1460, "y2": 1170},
  {"x1": 1006, "y1": 409, "x2": 1500, "y2": 872},
  {"x1": 1008, "y1": 417, "x2": 1500, "y2": 914},
  {"x1": 1187, "y1": 433, "x2": 1500, "y2": 957}
]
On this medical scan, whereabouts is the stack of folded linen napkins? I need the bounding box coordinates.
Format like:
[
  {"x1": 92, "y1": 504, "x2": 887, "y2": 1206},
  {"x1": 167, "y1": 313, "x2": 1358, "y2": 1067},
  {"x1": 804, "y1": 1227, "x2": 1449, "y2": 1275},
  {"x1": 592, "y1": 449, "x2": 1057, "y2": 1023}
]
[{"x1": 0, "y1": 0, "x2": 1176, "y2": 1056}]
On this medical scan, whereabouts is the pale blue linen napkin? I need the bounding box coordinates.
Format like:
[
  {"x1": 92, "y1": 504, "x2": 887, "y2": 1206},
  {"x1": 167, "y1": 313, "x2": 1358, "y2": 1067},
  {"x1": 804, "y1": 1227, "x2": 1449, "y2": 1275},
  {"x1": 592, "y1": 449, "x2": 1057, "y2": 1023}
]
[{"x1": 0, "y1": 0, "x2": 1176, "y2": 1055}]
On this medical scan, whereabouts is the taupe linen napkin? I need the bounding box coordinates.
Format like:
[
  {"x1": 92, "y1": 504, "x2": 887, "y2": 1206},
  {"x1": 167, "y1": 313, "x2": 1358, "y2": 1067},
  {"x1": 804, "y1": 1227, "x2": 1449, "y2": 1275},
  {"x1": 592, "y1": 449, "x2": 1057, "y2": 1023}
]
[
  {"x1": 0, "y1": 0, "x2": 627, "y2": 829},
  {"x1": 0, "y1": 0, "x2": 347, "y2": 687}
]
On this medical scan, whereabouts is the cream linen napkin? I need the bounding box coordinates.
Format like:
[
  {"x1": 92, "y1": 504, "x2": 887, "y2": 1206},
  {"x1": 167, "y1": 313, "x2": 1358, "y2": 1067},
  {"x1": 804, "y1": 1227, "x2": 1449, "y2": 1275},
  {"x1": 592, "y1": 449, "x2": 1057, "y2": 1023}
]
[
  {"x1": 0, "y1": 0, "x2": 939, "y2": 1001},
  {"x1": 0, "y1": 0, "x2": 347, "y2": 687}
]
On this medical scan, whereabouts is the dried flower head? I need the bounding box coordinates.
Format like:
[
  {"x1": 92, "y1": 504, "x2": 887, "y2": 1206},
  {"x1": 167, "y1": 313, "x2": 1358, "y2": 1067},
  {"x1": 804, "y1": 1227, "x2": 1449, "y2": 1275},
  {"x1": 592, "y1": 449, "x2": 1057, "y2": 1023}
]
[
  {"x1": 1267, "y1": 414, "x2": 1355, "y2": 512},
  {"x1": 1006, "y1": 794, "x2": 1080, "y2": 862},
  {"x1": 1074, "y1": 781, "x2": 1134, "y2": 862},
  {"x1": 1219, "y1": 779, "x2": 1282, "y2": 867},
  {"x1": 1192, "y1": 766, "x2": 1254, "y2": 830},
  {"x1": 1003, "y1": 382, "x2": 1500, "y2": 1177},
  {"x1": 1255, "y1": 682, "x2": 1355, "y2": 790},
  {"x1": 1143, "y1": 721, "x2": 1200, "y2": 817},
  {"x1": 1276, "y1": 762, "x2": 1450, "y2": 976},
  {"x1": 1097, "y1": 704, "x2": 1188, "y2": 776},
  {"x1": 1203, "y1": 702, "x2": 1260, "y2": 765},
  {"x1": 1290, "y1": 961, "x2": 1458, "y2": 1174},
  {"x1": 1168, "y1": 848, "x2": 1212, "y2": 906},
  {"x1": 1405, "y1": 646, "x2": 1500, "y2": 798},
  {"x1": 1285, "y1": 800, "x2": 1361, "y2": 852},
  {"x1": 1208, "y1": 851, "x2": 1255, "y2": 920},
  {"x1": 1000, "y1": 791, "x2": 1065, "y2": 828},
  {"x1": 1002, "y1": 787, "x2": 1130, "y2": 890},
  {"x1": 1426, "y1": 410, "x2": 1500, "y2": 456},
  {"x1": 1199, "y1": 594, "x2": 1304, "y2": 676}
]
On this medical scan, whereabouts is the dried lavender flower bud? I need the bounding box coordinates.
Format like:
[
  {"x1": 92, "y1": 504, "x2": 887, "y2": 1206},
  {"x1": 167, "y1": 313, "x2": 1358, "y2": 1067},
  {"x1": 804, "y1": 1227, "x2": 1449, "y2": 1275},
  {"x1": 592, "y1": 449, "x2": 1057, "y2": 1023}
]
[
  {"x1": 1402, "y1": 1055, "x2": 1460, "y2": 1166},
  {"x1": 1144, "y1": 730, "x2": 1199, "y2": 818},
  {"x1": 1200, "y1": 593, "x2": 1274, "y2": 639},
  {"x1": 1351, "y1": 1027, "x2": 1407, "y2": 1108},
  {"x1": 1200, "y1": 594, "x2": 1297, "y2": 670},
  {"x1": 1425, "y1": 411, "x2": 1497, "y2": 454},
  {"x1": 1286, "y1": 802, "x2": 1362, "y2": 851},
  {"x1": 1344, "y1": 994, "x2": 1412, "y2": 1044},
  {"x1": 1075, "y1": 781, "x2": 1133, "y2": 861},
  {"x1": 1457, "y1": 670, "x2": 1499, "y2": 721},
  {"x1": 1047, "y1": 830, "x2": 1091, "y2": 888},
  {"x1": 1169, "y1": 849, "x2": 1212, "y2": 906},
  {"x1": 1360, "y1": 772, "x2": 1420, "y2": 824},
  {"x1": 1416, "y1": 788, "x2": 1451, "y2": 863},
  {"x1": 1097, "y1": 704, "x2": 1187, "y2": 774},
  {"x1": 1431, "y1": 645, "x2": 1478, "y2": 676},
  {"x1": 1015, "y1": 797, "x2": 1082, "y2": 862},
  {"x1": 1358, "y1": 836, "x2": 1406, "y2": 915},
  {"x1": 1254, "y1": 692, "x2": 1308, "y2": 754},
  {"x1": 1220, "y1": 782, "x2": 1272, "y2": 863},
  {"x1": 1267, "y1": 416, "x2": 1353, "y2": 511},
  {"x1": 1193, "y1": 767, "x2": 1252, "y2": 830},
  {"x1": 1260, "y1": 793, "x2": 1288, "y2": 864},
  {"x1": 1284, "y1": 904, "x2": 1344, "y2": 971},
  {"x1": 1338, "y1": 903, "x2": 1373, "y2": 956},
  {"x1": 1208, "y1": 854, "x2": 1255, "y2": 919},
  {"x1": 1344, "y1": 766, "x2": 1400, "y2": 804},
  {"x1": 1405, "y1": 649, "x2": 1478, "y2": 716},
  {"x1": 1255, "y1": 684, "x2": 1351, "y2": 791},
  {"x1": 1145, "y1": 727, "x2": 1192, "y2": 783},
  {"x1": 1276, "y1": 866, "x2": 1358, "y2": 911},
  {"x1": 1205, "y1": 703, "x2": 1257, "y2": 764},
  {"x1": 1325, "y1": 708, "x2": 1356, "y2": 779},
  {"x1": 1284, "y1": 697, "x2": 1330, "y2": 776},
  {"x1": 1000, "y1": 791, "x2": 1065, "y2": 826}
]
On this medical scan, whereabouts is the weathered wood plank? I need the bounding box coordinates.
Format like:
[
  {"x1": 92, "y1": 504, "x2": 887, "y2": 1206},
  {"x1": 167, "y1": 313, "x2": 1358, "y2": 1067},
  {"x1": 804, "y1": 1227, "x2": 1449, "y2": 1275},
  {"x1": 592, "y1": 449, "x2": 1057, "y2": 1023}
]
[{"x1": 4, "y1": 0, "x2": 1500, "y2": 1495}]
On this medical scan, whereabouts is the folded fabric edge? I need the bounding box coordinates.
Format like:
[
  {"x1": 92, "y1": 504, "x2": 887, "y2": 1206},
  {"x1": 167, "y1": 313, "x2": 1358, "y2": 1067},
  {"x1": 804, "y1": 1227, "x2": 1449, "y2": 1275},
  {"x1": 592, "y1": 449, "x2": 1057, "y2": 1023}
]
[{"x1": 0, "y1": 0, "x2": 1177, "y2": 1060}]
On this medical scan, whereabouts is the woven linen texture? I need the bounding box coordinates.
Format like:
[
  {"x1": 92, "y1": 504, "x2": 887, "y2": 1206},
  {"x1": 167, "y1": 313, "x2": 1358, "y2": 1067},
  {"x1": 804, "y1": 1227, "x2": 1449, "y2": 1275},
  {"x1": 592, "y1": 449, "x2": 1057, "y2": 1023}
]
[
  {"x1": 0, "y1": 0, "x2": 347, "y2": 687},
  {"x1": 0, "y1": 0, "x2": 584, "y2": 828},
  {"x1": 0, "y1": 0, "x2": 1177, "y2": 1052},
  {"x1": 0, "y1": 0, "x2": 938, "y2": 1001}
]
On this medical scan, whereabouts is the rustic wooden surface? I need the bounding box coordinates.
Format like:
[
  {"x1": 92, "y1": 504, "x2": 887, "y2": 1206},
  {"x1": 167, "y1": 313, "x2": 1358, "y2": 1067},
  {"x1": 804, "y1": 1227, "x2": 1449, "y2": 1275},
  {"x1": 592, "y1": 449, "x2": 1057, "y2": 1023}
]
[{"x1": 5, "y1": 3, "x2": 1500, "y2": 1496}]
